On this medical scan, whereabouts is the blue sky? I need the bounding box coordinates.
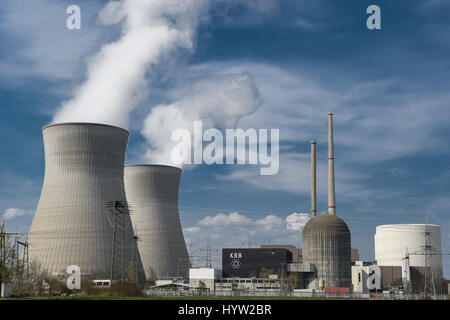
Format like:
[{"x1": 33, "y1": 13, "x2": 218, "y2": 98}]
[{"x1": 0, "y1": 0, "x2": 449, "y2": 276}]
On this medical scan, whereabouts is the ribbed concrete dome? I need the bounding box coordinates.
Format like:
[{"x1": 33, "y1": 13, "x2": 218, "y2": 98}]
[
  {"x1": 303, "y1": 214, "x2": 350, "y2": 234},
  {"x1": 302, "y1": 214, "x2": 351, "y2": 289}
]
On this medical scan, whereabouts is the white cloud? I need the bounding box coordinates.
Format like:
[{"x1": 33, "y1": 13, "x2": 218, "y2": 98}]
[
  {"x1": 3, "y1": 208, "x2": 34, "y2": 220},
  {"x1": 183, "y1": 226, "x2": 201, "y2": 234},
  {"x1": 255, "y1": 215, "x2": 284, "y2": 231},
  {"x1": 293, "y1": 18, "x2": 322, "y2": 31},
  {"x1": 183, "y1": 211, "x2": 310, "y2": 267},
  {"x1": 286, "y1": 213, "x2": 310, "y2": 231},
  {"x1": 199, "y1": 212, "x2": 252, "y2": 227},
  {"x1": 141, "y1": 72, "x2": 262, "y2": 166}
]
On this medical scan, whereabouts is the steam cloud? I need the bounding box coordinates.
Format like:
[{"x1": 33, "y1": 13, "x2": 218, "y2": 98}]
[
  {"x1": 53, "y1": 0, "x2": 210, "y2": 128},
  {"x1": 142, "y1": 72, "x2": 262, "y2": 166},
  {"x1": 52, "y1": 0, "x2": 266, "y2": 167}
]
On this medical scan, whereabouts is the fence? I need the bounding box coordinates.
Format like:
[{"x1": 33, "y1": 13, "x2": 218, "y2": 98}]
[{"x1": 144, "y1": 289, "x2": 449, "y2": 300}]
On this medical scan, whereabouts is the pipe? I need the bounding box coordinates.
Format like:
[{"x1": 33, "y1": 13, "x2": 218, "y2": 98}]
[
  {"x1": 328, "y1": 113, "x2": 336, "y2": 215},
  {"x1": 311, "y1": 140, "x2": 317, "y2": 217}
]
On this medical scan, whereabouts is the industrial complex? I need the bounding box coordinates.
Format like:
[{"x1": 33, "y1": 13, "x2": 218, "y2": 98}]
[{"x1": 0, "y1": 113, "x2": 447, "y2": 299}]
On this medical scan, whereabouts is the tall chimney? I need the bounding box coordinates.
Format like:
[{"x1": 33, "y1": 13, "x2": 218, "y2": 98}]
[
  {"x1": 328, "y1": 113, "x2": 336, "y2": 215},
  {"x1": 310, "y1": 140, "x2": 317, "y2": 217}
]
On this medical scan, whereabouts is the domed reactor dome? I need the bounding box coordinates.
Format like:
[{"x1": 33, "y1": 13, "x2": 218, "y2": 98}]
[
  {"x1": 302, "y1": 114, "x2": 352, "y2": 289},
  {"x1": 302, "y1": 214, "x2": 351, "y2": 288}
]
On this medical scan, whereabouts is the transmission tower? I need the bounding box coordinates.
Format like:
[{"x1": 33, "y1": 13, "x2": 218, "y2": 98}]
[
  {"x1": 107, "y1": 200, "x2": 131, "y2": 284},
  {"x1": 17, "y1": 240, "x2": 29, "y2": 283},
  {"x1": 198, "y1": 232, "x2": 219, "y2": 268},
  {"x1": 402, "y1": 248, "x2": 411, "y2": 293},
  {"x1": 130, "y1": 235, "x2": 138, "y2": 285},
  {"x1": 234, "y1": 233, "x2": 258, "y2": 248},
  {"x1": 205, "y1": 232, "x2": 212, "y2": 268},
  {"x1": 423, "y1": 227, "x2": 437, "y2": 299}
]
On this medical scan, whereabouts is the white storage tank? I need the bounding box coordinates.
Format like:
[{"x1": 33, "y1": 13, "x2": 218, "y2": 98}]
[{"x1": 374, "y1": 224, "x2": 442, "y2": 270}]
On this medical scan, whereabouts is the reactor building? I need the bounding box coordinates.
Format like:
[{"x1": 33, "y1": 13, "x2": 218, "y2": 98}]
[
  {"x1": 124, "y1": 165, "x2": 190, "y2": 280},
  {"x1": 375, "y1": 224, "x2": 443, "y2": 276},
  {"x1": 302, "y1": 113, "x2": 352, "y2": 289},
  {"x1": 27, "y1": 123, "x2": 145, "y2": 281}
]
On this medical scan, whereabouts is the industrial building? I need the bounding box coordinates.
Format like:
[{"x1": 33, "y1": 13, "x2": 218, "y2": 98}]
[
  {"x1": 260, "y1": 245, "x2": 360, "y2": 264},
  {"x1": 302, "y1": 113, "x2": 352, "y2": 290},
  {"x1": 222, "y1": 248, "x2": 292, "y2": 278},
  {"x1": 188, "y1": 267, "x2": 289, "y2": 294},
  {"x1": 189, "y1": 268, "x2": 222, "y2": 292},
  {"x1": 27, "y1": 123, "x2": 145, "y2": 281},
  {"x1": 260, "y1": 245, "x2": 302, "y2": 263},
  {"x1": 124, "y1": 164, "x2": 190, "y2": 280}
]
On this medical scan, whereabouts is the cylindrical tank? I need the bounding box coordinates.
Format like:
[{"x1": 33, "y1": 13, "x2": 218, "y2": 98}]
[
  {"x1": 124, "y1": 165, "x2": 190, "y2": 280},
  {"x1": 375, "y1": 224, "x2": 442, "y2": 271},
  {"x1": 28, "y1": 123, "x2": 145, "y2": 280},
  {"x1": 302, "y1": 214, "x2": 352, "y2": 289}
]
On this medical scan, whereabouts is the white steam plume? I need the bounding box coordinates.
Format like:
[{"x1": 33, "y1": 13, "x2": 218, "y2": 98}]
[
  {"x1": 53, "y1": 0, "x2": 209, "y2": 129},
  {"x1": 142, "y1": 72, "x2": 262, "y2": 166}
]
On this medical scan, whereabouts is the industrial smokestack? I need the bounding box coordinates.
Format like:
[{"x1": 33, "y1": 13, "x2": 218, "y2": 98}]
[
  {"x1": 124, "y1": 165, "x2": 190, "y2": 279},
  {"x1": 328, "y1": 113, "x2": 336, "y2": 215},
  {"x1": 28, "y1": 123, "x2": 145, "y2": 281},
  {"x1": 311, "y1": 140, "x2": 317, "y2": 217}
]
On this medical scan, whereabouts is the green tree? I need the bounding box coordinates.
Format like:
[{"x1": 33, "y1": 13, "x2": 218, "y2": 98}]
[
  {"x1": 0, "y1": 222, "x2": 15, "y2": 282},
  {"x1": 198, "y1": 280, "x2": 206, "y2": 295},
  {"x1": 259, "y1": 268, "x2": 274, "y2": 279},
  {"x1": 126, "y1": 261, "x2": 137, "y2": 284}
]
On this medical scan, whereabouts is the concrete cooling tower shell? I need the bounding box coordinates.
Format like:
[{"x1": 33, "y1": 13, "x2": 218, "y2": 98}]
[
  {"x1": 375, "y1": 224, "x2": 442, "y2": 271},
  {"x1": 302, "y1": 214, "x2": 352, "y2": 289},
  {"x1": 124, "y1": 165, "x2": 190, "y2": 280},
  {"x1": 28, "y1": 123, "x2": 145, "y2": 280}
]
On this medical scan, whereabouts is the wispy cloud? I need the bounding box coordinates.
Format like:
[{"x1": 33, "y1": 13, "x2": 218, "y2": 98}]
[{"x1": 3, "y1": 208, "x2": 34, "y2": 220}]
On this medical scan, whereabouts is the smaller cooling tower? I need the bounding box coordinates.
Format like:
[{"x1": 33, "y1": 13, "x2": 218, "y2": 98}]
[{"x1": 124, "y1": 165, "x2": 190, "y2": 280}]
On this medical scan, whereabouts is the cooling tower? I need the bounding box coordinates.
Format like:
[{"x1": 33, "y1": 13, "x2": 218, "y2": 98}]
[
  {"x1": 28, "y1": 123, "x2": 145, "y2": 282},
  {"x1": 302, "y1": 113, "x2": 352, "y2": 289},
  {"x1": 124, "y1": 165, "x2": 190, "y2": 280}
]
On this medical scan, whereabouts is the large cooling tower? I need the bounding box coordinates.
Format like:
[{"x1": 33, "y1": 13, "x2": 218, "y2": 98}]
[
  {"x1": 124, "y1": 165, "x2": 190, "y2": 280},
  {"x1": 28, "y1": 123, "x2": 145, "y2": 281},
  {"x1": 375, "y1": 224, "x2": 443, "y2": 271}
]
